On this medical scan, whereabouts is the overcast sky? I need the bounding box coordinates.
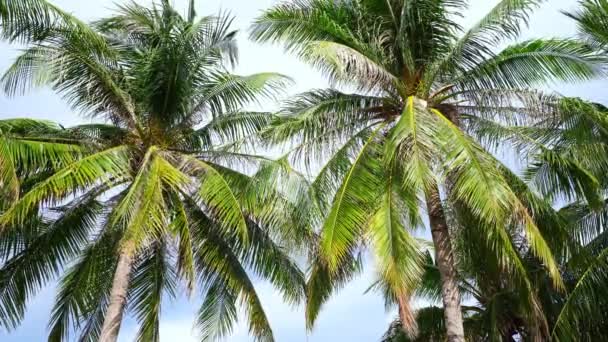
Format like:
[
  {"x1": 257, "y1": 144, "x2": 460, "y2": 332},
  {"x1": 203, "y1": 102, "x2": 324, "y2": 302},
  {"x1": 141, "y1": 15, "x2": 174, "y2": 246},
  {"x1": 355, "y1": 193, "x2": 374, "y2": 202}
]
[{"x1": 0, "y1": 0, "x2": 606, "y2": 341}]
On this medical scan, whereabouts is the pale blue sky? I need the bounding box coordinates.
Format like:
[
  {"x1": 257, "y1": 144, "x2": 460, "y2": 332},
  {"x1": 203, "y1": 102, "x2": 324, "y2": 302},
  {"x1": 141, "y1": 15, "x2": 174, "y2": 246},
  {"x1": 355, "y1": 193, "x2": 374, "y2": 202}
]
[{"x1": 0, "y1": 0, "x2": 606, "y2": 341}]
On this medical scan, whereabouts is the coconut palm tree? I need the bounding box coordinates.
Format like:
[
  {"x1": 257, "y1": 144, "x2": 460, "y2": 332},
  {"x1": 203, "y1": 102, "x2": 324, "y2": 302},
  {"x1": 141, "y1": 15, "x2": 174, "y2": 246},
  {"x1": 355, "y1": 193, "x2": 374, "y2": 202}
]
[
  {"x1": 0, "y1": 1, "x2": 307, "y2": 341},
  {"x1": 375, "y1": 174, "x2": 574, "y2": 342},
  {"x1": 250, "y1": 0, "x2": 603, "y2": 340},
  {"x1": 382, "y1": 199, "x2": 608, "y2": 342},
  {"x1": 486, "y1": 0, "x2": 608, "y2": 336},
  {"x1": 406, "y1": 87, "x2": 608, "y2": 340},
  {"x1": 496, "y1": 93, "x2": 608, "y2": 339}
]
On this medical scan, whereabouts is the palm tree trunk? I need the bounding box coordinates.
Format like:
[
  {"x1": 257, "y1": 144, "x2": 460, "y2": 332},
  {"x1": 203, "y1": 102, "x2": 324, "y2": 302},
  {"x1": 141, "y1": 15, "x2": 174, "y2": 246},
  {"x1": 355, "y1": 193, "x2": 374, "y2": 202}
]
[
  {"x1": 425, "y1": 185, "x2": 465, "y2": 342},
  {"x1": 99, "y1": 248, "x2": 134, "y2": 342}
]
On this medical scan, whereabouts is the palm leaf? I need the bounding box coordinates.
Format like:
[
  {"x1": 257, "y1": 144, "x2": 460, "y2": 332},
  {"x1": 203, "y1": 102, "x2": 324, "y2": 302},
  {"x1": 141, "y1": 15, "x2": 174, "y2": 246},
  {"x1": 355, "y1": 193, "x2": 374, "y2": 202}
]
[
  {"x1": 0, "y1": 145, "x2": 130, "y2": 228},
  {"x1": 130, "y1": 241, "x2": 176, "y2": 342},
  {"x1": 0, "y1": 193, "x2": 102, "y2": 330},
  {"x1": 320, "y1": 124, "x2": 385, "y2": 269}
]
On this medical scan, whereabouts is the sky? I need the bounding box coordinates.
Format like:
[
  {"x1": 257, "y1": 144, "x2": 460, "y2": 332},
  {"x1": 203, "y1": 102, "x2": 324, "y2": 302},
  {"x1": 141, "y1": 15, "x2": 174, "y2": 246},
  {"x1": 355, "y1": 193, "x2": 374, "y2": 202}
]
[{"x1": 0, "y1": 0, "x2": 606, "y2": 341}]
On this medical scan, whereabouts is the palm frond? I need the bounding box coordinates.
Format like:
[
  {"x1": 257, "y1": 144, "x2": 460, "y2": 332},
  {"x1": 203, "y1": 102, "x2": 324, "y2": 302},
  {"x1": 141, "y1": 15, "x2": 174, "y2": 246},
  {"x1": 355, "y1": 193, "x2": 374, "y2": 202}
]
[
  {"x1": 387, "y1": 97, "x2": 438, "y2": 197},
  {"x1": 189, "y1": 111, "x2": 275, "y2": 149},
  {"x1": 197, "y1": 276, "x2": 238, "y2": 342},
  {"x1": 249, "y1": 0, "x2": 356, "y2": 52},
  {"x1": 434, "y1": 108, "x2": 562, "y2": 287},
  {"x1": 243, "y1": 220, "x2": 306, "y2": 306},
  {"x1": 47, "y1": 218, "x2": 123, "y2": 342},
  {"x1": 319, "y1": 125, "x2": 385, "y2": 269},
  {"x1": 0, "y1": 193, "x2": 102, "y2": 330},
  {"x1": 552, "y1": 247, "x2": 608, "y2": 341},
  {"x1": 0, "y1": 145, "x2": 129, "y2": 228},
  {"x1": 437, "y1": 0, "x2": 545, "y2": 76},
  {"x1": 113, "y1": 151, "x2": 179, "y2": 248},
  {"x1": 526, "y1": 148, "x2": 602, "y2": 208},
  {"x1": 191, "y1": 214, "x2": 274, "y2": 341},
  {"x1": 176, "y1": 153, "x2": 249, "y2": 243},
  {"x1": 0, "y1": 0, "x2": 94, "y2": 44},
  {"x1": 196, "y1": 72, "x2": 292, "y2": 117},
  {"x1": 168, "y1": 195, "x2": 196, "y2": 292},
  {"x1": 565, "y1": 0, "x2": 608, "y2": 50},
  {"x1": 305, "y1": 251, "x2": 362, "y2": 330},
  {"x1": 130, "y1": 241, "x2": 176, "y2": 342},
  {"x1": 366, "y1": 170, "x2": 424, "y2": 297},
  {"x1": 299, "y1": 40, "x2": 398, "y2": 92},
  {"x1": 457, "y1": 39, "x2": 603, "y2": 91}
]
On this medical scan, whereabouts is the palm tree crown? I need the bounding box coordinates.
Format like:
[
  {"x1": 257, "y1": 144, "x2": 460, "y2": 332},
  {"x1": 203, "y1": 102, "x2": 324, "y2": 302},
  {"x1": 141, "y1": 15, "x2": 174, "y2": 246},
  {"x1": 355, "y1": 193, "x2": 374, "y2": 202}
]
[{"x1": 0, "y1": 1, "x2": 306, "y2": 341}]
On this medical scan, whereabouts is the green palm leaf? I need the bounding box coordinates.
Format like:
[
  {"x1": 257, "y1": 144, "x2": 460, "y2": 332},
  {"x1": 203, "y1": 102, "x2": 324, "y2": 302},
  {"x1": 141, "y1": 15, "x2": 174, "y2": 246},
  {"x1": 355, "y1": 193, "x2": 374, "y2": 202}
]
[
  {"x1": 0, "y1": 146, "x2": 130, "y2": 228},
  {"x1": 320, "y1": 125, "x2": 385, "y2": 269}
]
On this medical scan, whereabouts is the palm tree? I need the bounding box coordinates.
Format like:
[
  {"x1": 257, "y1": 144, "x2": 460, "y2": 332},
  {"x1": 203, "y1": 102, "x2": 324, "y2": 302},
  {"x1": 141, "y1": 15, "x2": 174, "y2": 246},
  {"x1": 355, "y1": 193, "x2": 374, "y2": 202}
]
[
  {"x1": 0, "y1": 1, "x2": 307, "y2": 341},
  {"x1": 378, "y1": 215, "x2": 567, "y2": 341},
  {"x1": 498, "y1": 94, "x2": 608, "y2": 339},
  {"x1": 382, "y1": 196, "x2": 608, "y2": 342},
  {"x1": 388, "y1": 93, "x2": 608, "y2": 341},
  {"x1": 250, "y1": 0, "x2": 603, "y2": 340},
  {"x1": 503, "y1": 1, "x2": 608, "y2": 337},
  {"x1": 374, "y1": 172, "x2": 573, "y2": 341},
  {"x1": 566, "y1": 0, "x2": 608, "y2": 52}
]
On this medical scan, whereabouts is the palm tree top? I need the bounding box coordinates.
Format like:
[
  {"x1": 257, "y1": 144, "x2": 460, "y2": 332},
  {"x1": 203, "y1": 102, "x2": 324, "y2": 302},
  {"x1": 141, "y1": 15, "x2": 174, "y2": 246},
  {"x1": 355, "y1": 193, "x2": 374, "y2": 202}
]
[
  {"x1": 251, "y1": 0, "x2": 602, "y2": 101},
  {"x1": 2, "y1": 0, "x2": 291, "y2": 150}
]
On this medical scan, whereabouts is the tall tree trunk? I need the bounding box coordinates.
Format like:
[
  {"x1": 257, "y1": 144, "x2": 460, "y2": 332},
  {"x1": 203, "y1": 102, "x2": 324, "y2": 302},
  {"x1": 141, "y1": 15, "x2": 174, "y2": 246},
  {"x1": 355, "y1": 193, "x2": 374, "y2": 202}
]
[
  {"x1": 99, "y1": 248, "x2": 134, "y2": 342},
  {"x1": 426, "y1": 185, "x2": 465, "y2": 342}
]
